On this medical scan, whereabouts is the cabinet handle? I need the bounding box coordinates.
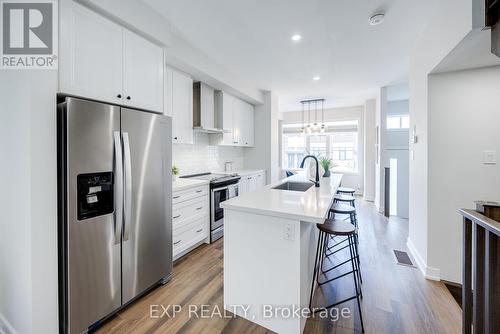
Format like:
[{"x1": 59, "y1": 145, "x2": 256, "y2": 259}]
[
  {"x1": 247, "y1": 177, "x2": 252, "y2": 180},
  {"x1": 174, "y1": 137, "x2": 178, "y2": 140},
  {"x1": 126, "y1": 96, "x2": 131, "y2": 100},
  {"x1": 196, "y1": 207, "x2": 203, "y2": 210},
  {"x1": 173, "y1": 240, "x2": 181, "y2": 245},
  {"x1": 173, "y1": 214, "x2": 181, "y2": 219},
  {"x1": 233, "y1": 141, "x2": 238, "y2": 144},
  {"x1": 196, "y1": 229, "x2": 203, "y2": 233},
  {"x1": 196, "y1": 190, "x2": 202, "y2": 193},
  {"x1": 117, "y1": 94, "x2": 122, "y2": 99},
  {"x1": 173, "y1": 195, "x2": 180, "y2": 199}
]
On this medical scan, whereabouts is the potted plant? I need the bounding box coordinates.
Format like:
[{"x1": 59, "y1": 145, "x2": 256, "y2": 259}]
[
  {"x1": 319, "y1": 157, "x2": 332, "y2": 177},
  {"x1": 172, "y1": 165, "x2": 180, "y2": 181}
]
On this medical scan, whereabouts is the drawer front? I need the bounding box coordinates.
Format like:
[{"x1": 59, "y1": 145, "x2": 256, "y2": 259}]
[
  {"x1": 173, "y1": 218, "x2": 209, "y2": 257},
  {"x1": 172, "y1": 196, "x2": 209, "y2": 230},
  {"x1": 173, "y1": 185, "x2": 208, "y2": 205}
]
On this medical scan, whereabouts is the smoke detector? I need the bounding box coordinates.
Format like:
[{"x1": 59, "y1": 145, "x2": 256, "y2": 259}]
[{"x1": 369, "y1": 13, "x2": 385, "y2": 26}]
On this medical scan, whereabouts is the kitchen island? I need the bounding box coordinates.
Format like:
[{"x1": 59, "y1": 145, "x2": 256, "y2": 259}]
[{"x1": 221, "y1": 173, "x2": 343, "y2": 334}]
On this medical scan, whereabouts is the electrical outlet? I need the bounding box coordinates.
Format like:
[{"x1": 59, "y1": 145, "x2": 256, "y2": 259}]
[
  {"x1": 283, "y1": 223, "x2": 295, "y2": 241},
  {"x1": 483, "y1": 150, "x2": 497, "y2": 165}
]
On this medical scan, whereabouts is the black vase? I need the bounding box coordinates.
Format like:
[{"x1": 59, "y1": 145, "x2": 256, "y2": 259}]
[{"x1": 323, "y1": 169, "x2": 331, "y2": 177}]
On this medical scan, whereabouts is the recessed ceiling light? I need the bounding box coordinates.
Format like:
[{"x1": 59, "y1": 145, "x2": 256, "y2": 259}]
[
  {"x1": 369, "y1": 13, "x2": 385, "y2": 26},
  {"x1": 313, "y1": 76, "x2": 320, "y2": 81},
  {"x1": 291, "y1": 34, "x2": 302, "y2": 41}
]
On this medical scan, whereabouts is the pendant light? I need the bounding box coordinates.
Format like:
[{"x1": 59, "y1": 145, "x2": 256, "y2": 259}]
[
  {"x1": 300, "y1": 102, "x2": 305, "y2": 134},
  {"x1": 306, "y1": 102, "x2": 312, "y2": 134},
  {"x1": 299, "y1": 98, "x2": 326, "y2": 134},
  {"x1": 320, "y1": 99, "x2": 325, "y2": 133}
]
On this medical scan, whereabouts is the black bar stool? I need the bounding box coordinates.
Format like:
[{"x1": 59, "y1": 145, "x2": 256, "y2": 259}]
[
  {"x1": 329, "y1": 203, "x2": 358, "y2": 228},
  {"x1": 329, "y1": 203, "x2": 361, "y2": 278},
  {"x1": 336, "y1": 186, "x2": 355, "y2": 196},
  {"x1": 309, "y1": 219, "x2": 365, "y2": 333},
  {"x1": 334, "y1": 194, "x2": 356, "y2": 208}
]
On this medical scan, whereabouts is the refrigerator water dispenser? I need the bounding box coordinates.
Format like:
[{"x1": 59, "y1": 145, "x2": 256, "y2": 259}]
[{"x1": 77, "y1": 172, "x2": 114, "y2": 220}]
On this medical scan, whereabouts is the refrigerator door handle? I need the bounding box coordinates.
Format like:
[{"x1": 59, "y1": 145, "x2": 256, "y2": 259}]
[
  {"x1": 113, "y1": 131, "x2": 123, "y2": 245},
  {"x1": 122, "y1": 132, "x2": 132, "y2": 241}
]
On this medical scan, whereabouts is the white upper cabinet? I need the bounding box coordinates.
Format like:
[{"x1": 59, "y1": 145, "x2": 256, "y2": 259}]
[
  {"x1": 60, "y1": 2, "x2": 164, "y2": 112},
  {"x1": 214, "y1": 91, "x2": 254, "y2": 147},
  {"x1": 240, "y1": 101, "x2": 255, "y2": 147},
  {"x1": 60, "y1": 3, "x2": 123, "y2": 104},
  {"x1": 165, "y1": 67, "x2": 193, "y2": 144},
  {"x1": 123, "y1": 30, "x2": 164, "y2": 112}
]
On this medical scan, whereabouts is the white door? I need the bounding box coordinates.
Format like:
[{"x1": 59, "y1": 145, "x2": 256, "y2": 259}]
[
  {"x1": 249, "y1": 175, "x2": 258, "y2": 192},
  {"x1": 164, "y1": 67, "x2": 173, "y2": 117},
  {"x1": 123, "y1": 29, "x2": 164, "y2": 112},
  {"x1": 60, "y1": 2, "x2": 123, "y2": 104},
  {"x1": 238, "y1": 178, "x2": 248, "y2": 194},
  {"x1": 242, "y1": 102, "x2": 254, "y2": 147},
  {"x1": 222, "y1": 93, "x2": 235, "y2": 145},
  {"x1": 256, "y1": 172, "x2": 266, "y2": 187},
  {"x1": 172, "y1": 70, "x2": 193, "y2": 144},
  {"x1": 232, "y1": 99, "x2": 243, "y2": 146}
]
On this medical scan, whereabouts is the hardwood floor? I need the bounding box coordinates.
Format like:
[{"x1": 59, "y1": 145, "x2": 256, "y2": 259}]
[{"x1": 96, "y1": 199, "x2": 461, "y2": 334}]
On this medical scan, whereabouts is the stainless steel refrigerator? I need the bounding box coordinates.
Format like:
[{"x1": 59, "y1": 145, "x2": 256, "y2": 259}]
[{"x1": 57, "y1": 96, "x2": 172, "y2": 334}]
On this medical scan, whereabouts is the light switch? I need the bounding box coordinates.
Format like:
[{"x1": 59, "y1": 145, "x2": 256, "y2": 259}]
[
  {"x1": 283, "y1": 223, "x2": 295, "y2": 241},
  {"x1": 483, "y1": 150, "x2": 497, "y2": 165}
]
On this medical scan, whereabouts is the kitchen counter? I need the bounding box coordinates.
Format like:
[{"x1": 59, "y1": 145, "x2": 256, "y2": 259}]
[
  {"x1": 172, "y1": 177, "x2": 209, "y2": 192},
  {"x1": 221, "y1": 173, "x2": 342, "y2": 223},
  {"x1": 222, "y1": 173, "x2": 343, "y2": 334},
  {"x1": 226, "y1": 169, "x2": 266, "y2": 176}
]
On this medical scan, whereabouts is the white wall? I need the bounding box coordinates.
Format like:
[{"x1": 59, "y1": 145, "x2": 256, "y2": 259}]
[
  {"x1": 386, "y1": 100, "x2": 409, "y2": 218},
  {"x1": 374, "y1": 88, "x2": 388, "y2": 212},
  {"x1": 244, "y1": 91, "x2": 280, "y2": 183},
  {"x1": 281, "y1": 106, "x2": 365, "y2": 194},
  {"x1": 363, "y1": 99, "x2": 376, "y2": 201},
  {"x1": 427, "y1": 66, "x2": 500, "y2": 283},
  {"x1": 0, "y1": 71, "x2": 58, "y2": 334},
  {"x1": 172, "y1": 133, "x2": 246, "y2": 175},
  {"x1": 408, "y1": 0, "x2": 474, "y2": 278}
]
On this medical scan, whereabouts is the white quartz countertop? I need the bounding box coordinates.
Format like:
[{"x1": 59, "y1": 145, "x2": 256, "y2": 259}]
[
  {"x1": 172, "y1": 178, "x2": 209, "y2": 192},
  {"x1": 221, "y1": 173, "x2": 342, "y2": 223},
  {"x1": 223, "y1": 169, "x2": 266, "y2": 176}
]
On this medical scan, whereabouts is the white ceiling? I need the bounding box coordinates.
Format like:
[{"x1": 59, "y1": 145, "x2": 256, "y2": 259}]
[{"x1": 142, "y1": 0, "x2": 434, "y2": 111}]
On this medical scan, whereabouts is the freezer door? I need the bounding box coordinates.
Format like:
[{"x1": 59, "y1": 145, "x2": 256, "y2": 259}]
[
  {"x1": 121, "y1": 108, "x2": 172, "y2": 303},
  {"x1": 64, "y1": 98, "x2": 122, "y2": 334}
]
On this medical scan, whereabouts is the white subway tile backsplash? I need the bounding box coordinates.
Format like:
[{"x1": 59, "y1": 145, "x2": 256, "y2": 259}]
[{"x1": 172, "y1": 132, "x2": 245, "y2": 176}]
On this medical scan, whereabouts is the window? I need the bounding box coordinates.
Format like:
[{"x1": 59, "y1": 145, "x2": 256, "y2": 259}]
[
  {"x1": 330, "y1": 132, "x2": 357, "y2": 172},
  {"x1": 387, "y1": 115, "x2": 409, "y2": 129},
  {"x1": 282, "y1": 133, "x2": 306, "y2": 170},
  {"x1": 281, "y1": 121, "x2": 359, "y2": 173}
]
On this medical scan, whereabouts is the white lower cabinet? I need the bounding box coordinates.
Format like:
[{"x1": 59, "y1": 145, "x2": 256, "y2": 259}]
[
  {"x1": 238, "y1": 171, "x2": 266, "y2": 195},
  {"x1": 172, "y1": 184, "x2": 209, "y2": 260}
]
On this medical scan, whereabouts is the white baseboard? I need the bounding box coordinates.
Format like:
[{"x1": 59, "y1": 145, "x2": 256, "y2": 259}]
[
  {"x1": 406, "y1": 237, "x2": 441, "y2": 281},
  {"x1": 0, "y1": 313, "x2": 17, "y2": 334}
]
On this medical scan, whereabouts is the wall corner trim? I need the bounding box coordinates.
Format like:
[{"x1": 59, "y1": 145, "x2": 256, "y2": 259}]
[
  {"x1": 0, "y1": 313, "x2": 18, "y2": 334},
  {"x1": 406, "y1": 237, "x2": 441, "y2": 281}
]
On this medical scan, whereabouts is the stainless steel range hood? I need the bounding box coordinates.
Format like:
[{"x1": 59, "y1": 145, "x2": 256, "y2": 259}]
[{"x1": 193, "y1": 82, "x2": 226, "y2": 133}]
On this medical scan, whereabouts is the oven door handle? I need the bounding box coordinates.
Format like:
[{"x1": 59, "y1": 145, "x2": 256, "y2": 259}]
[{"x1": 211, "y1": 185, "x2": 229, "y2": 193}]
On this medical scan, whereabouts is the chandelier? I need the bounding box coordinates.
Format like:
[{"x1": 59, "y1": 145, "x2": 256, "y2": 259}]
[{"x1": 300, "y1": 99, "x2": 325, "y2": 134}]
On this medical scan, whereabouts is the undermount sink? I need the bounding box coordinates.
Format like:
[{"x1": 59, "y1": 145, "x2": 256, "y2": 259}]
[{"x1": 272, "y1": 181, "x2": 314, "y2": 192}]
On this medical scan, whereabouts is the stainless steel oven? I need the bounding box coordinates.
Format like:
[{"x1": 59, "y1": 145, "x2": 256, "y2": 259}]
[{"x1": 211, "y1": 183, "x2": 238, "y2": 242}]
